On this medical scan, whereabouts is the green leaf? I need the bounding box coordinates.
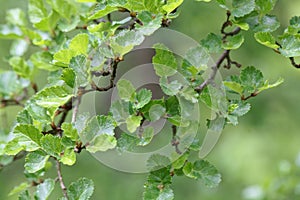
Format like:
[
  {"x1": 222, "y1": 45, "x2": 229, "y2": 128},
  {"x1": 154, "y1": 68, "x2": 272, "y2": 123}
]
[
  {"x1": 153, "y1": 43, "x2": 177, "y2": 77},
  {"x1": 232, "y1": 0, "x2": 255, "y2": 17},
  {"x1": 240, "y1": 66, "x2": 264, "y2": 93},
  {"x1": 126, "y1": 115, "x2": 142, "y2": 133},
  {"x1": 30, "y1": 52, "x2": 58, "y2": 71},
  {"x1": 184, "y1": 46, "x2": 210, "y2": 71},
  {"x1": 0, "y1": 24, "x2": 23, "y2": 39},
  {"x1": 162, "y1": 0, "x2": 184, "y2": 14},
  {"x1": 67, "y1": 178, "x2": 94, "y2": 200},
  {"x1": 14, "y1": 124, "x2": 42, "y2": 145},
  {"x1": 143, "y1": 184, "x2": 174, "y2": 200},
  {"x1": 159, "y1": 77, "x2": 182, "y2": 96},
  {"x1": 5, "y1": 135, "x2": 40, "y2": 155},
  {"x1": 117, "y1": 133, "x2": 139, "y2": 152},
  {"x1": 117, "y1": 79, "x2": 136, "y2": 101},
  {"x1": 86, "y1": 134, "x2": 117, "y2": 153},
  {"x1": 6, "y1": 8, "x2": 27, "y2": 26},
  {"x1": 61, "y1": 68, "x2": 75, "y2": 88},
  {"x1": 28, "y1": 0, "x2": 48, "y2": 24},
  {"x1": 53, "y1": 49, "x2": 77, "y2": 67},
  {"x1": 138, "y1": 126, "x2": 154, "y2": 146},
  {"x1": 172, "y1": 152, "x2": 189, "y2": 169},
  {"x1": 88, "y1": 6, "x2": 118, "y2": 20},
  {"x1": 33, "y1": 85, "x2": 73, "y2": 119},
  {"x1": 255, "y1": 0, "x2": 277, "y2": 14},
  {"x1": 290, "y1": 16, "x2": 300, "y2": 29},
  {"x1": 34, "y1": 178, "x2": 55, "y2": 200},
  {"x1": 200, "y1": 33, "x2": 222, "y2": 53},
  {"x1": 254, "y1": 32, "x2": 279, "y2": 49},
  {"x1": 224, "y1": 81, "x2": 243, "y2": 95},
  {"x1": 8, "y1": 182, "x2": 30, "y2": 196},
  {"x1": 60, "y1": 148, "x2": 76, "y2": 165},
  {"x1": 254, "y1": 15, "x2": 280, "y2": 32},
  {"x1": 110, "y1": 100, "x2": 131, "y2": 125},
  {"x1": 135, "y1": 88, "x2": 152, "y2": 109},
  {"x1": 111, "y1": 30, "x2": 145, "y2": 56},
  {"x1": 58, "y1": 15, "x2": 81, "y2": 32},
  {"x1": 46, "y1": 0, "x2": 76, "y2": 20},
  {"x1": 69, "y1": 33, "x2": 89, "y2": 56},
  {"x1": 25, "y1": 150, "x2": 50, "y2": 173},
  {"x1": 279, "y1": 35, "x2": 300, "y2": 57},
  {"x1": 19, "y1": 190, "x2": 31, "y2": 200},
  {"x1": 69, "y1": 55, "x2": 89, "y2": 87},
  {"x1": 147, "y1": 154, "x2": 171, "y2": 171},
  {"x1": 10, "y1": 39, "x2": 29, "y2": 57},
  {"x1": 183, "y1": 160, "x2": 221, "y2": 188},
  {"x1": 80, "y1": 115, "x2": 116, "y2": 144},
  {"x1": 136, "y1": 11, "x2": 163, "y2": 36},
  {"x1": 16, "y1": 109, "x2": 33, "y2": 124},
  {"x1": 40, "y1": 135, "x2": 62, "y2": 158},
  {"x1": 0, "y1": 71, "x2": 29, "y2": 99},
  {"x1": 222, "y1": 34, "x2": 244, "y2": 50},
  {"x1": 9, "y1": 56, "x2": 31, "y2": 78},
  {"x1": 28, "y1": 0, "x2": 59, "y2": 31},
  {"x1": 149, "y1": 104, "x2": 166, "y2": 121}
]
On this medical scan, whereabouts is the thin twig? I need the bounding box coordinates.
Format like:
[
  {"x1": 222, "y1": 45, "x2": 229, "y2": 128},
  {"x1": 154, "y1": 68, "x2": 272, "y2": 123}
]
[
  {"x1": 56, "y1": 159, "x2": 68, "y2": 199},
  {"x1": 171, "y1": 125, "x2": 182, "y2": 154},
  {"x1": 72, "y1": 96, "x2": 82, "y2": 124},
  {"x1": 289, "y1": 57, "x2": 300, "y2": 68},
  {"x1": 195, "y1": 50, "x2": 229, "y2": 93}
]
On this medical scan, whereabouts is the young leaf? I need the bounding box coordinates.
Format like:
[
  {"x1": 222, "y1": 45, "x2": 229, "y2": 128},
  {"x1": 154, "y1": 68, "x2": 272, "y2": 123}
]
[
  {"x1": 86, "y1": 134, "x2": 117, "y2": 153},
  {"x1": 126, "y1": 115, "x2": 143, "y2": 133},
  {"x1": 254, "y1": 32, "x2": 279, "y2": 49},
  {"x1": 67, "y1": 178, "x2": 94, "y2": 200},
  {"x1": 61, "y1": 123, "x2": 79, "y2": 141},
  {"x1": 60, "y1": 148, "x2": 76, "y2": 165},
  {"x1": 69, "y1": 33, "x2": 89, "y2": 56}
]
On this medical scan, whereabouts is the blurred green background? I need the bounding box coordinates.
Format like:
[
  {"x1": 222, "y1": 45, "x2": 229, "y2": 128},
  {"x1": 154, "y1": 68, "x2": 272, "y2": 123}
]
[{"x1": 1, "y1": 0, "x2": 300, "y2": 199}]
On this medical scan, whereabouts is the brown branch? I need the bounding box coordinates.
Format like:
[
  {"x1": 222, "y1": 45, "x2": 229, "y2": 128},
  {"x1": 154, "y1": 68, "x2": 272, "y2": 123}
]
[
  {"x1": 195, "y1": 11, "x2": 242, "y2": 93},
  {"x1": 195, "y1": 50, "x2": 229, "y2": 93},
  {"x1": 171, "y1": 125, "x2": 182, "y2": 154},
  {"x1": 289, "y1": 57, "x2": 300, "y2": 69},
  {"x1": 56, "y1": 159, "x2": 68, "y2": 199},
  {"x1": 90, "y1": 58, "x2": 121, "y2": 92},
  {"x1": 71, "y1": 95, "x2": 82, "y2": 123},
  {"x1": 241, "y1": 92, "x2": 259, "y2": 101}
]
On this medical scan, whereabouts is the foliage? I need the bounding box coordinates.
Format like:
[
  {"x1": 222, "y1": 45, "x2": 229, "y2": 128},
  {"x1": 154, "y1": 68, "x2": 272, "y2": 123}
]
[{"x1": 0, "y1": 0, "x2": 298, "y2": 199}]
